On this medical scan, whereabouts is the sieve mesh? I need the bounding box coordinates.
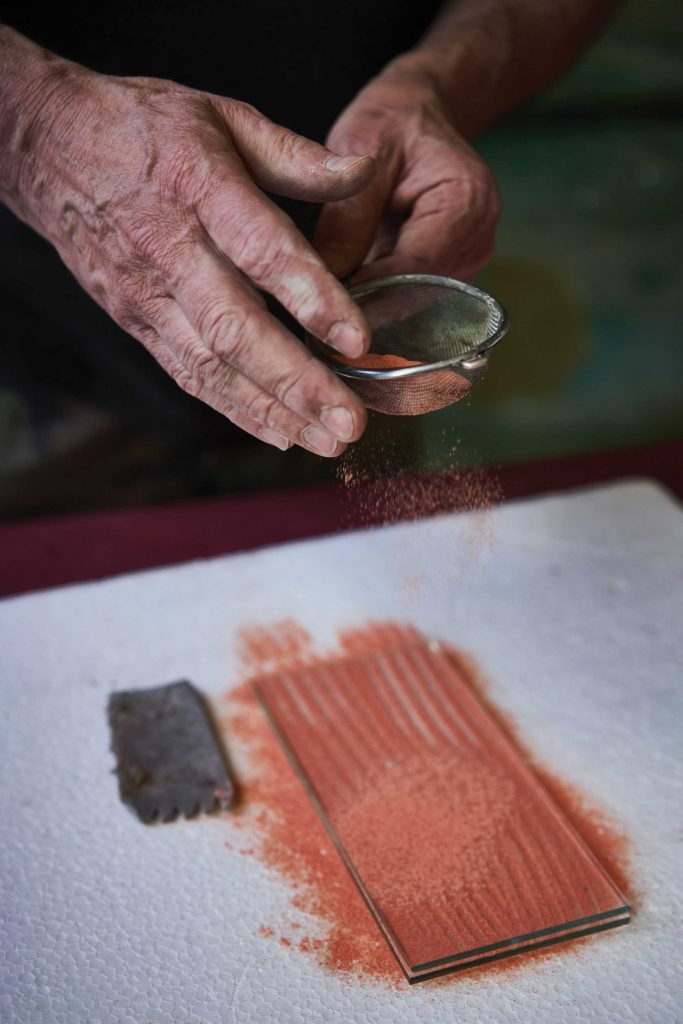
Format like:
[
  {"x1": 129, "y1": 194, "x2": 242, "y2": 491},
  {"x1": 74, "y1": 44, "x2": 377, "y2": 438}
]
[
  {"x1": 353, "y1": 363, "x2": 484, "y2": 416},
  {"x1": 307, "y1": 274, "x2": 508, "y2": 416},
  {"x1": 358, "y1": 280, "x2": 502, "y2": 363}
]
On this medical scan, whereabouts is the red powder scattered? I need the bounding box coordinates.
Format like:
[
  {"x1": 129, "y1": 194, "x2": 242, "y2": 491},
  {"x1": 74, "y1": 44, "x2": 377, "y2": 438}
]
[
  {"x1": 331, "y1": 352, "x2": 422, "y2": 370},
  {"x1": 297, "y1": 935, "x2": 323, "y2": 954},
  {"x1": 220, "y1": 674, "x2": 397, "y2": 980},
  {"x1": 218, "y1": 620, "x2": 635, "y2": 986},
  {"x1": 235, "y1": 619, "x2": 314, "y2": 675}
]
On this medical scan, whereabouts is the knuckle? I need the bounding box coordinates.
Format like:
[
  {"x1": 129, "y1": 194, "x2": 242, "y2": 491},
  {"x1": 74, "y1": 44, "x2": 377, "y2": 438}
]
[
  {"x1": 155, "y1": 237, "x2": 195, "y2": 280},
  {"x1": 160, "y1": 142, "x2": 210, "y2": 199},
  {"x1": 122, "y1": 212, "x2": 167, "y2": 264},
  {"x1": 117, "y1": 308, "x2": 159, "y2": 346},
  {"x1": 278, "y1": 130, "x2": 312, "y2": 164},
  {"x1": 194, "y1": 295, "x2": 251, "y2": 356},
  {"x1": 114, "y1": 270, "x2": 174, "y2": 329},
  {"x1": 121, "y1": 210, "x2": 196, "y2": 278},
  {"x1": 110, "y1": 293, "x2": 144, "y2": 331},
  {"x1": 271, "y1": 355, "x2": 316, "y2": 409},
  {"x1": 148, "y1": 340, "x2": 182, "y2": 380},
  {"x1": 276, "y1": 268, "x2": 332, "y2": 330},
  {"x1": 224, "y1": 98, "x2": 260, "y2": 132},
  {"x1": 115, "y1": 308, "x2": 141, "y2": 334},
  {"x1": 231, "y1": 222, "x2": 278, "y2": 280},
  {"x1": 244, "y1": 389, "x2": 279, "y2": 428},
  {"x1": 112, "y1": 262, "x2": 142, "y2": 301},
  {"x1": 139, "y1": 291, "x2": 172, "y2": 326},
  {"x1": 175, "y1": 348, "x2": 217, "y2": 397},
  {"x1": 230, "y1": 213, "x2": 295, "y2": 285}
]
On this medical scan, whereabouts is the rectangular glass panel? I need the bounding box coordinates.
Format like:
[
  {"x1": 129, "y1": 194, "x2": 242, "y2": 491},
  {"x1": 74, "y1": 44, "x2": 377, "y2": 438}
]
[{"x1": 254, "y1": 640, "x2": 630, "y2": 982}]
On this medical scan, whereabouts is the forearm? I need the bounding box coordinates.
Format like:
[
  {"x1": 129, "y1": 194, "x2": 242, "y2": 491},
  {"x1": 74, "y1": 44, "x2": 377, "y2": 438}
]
[{"x1": 384, "y1": 0, "x2": 620, "y2": 137}]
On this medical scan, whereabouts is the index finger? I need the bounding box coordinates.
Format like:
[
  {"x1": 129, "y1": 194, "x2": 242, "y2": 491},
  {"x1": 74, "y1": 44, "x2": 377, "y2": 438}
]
[
  {"x1": 170, "y1": 242, "x2": 368, "y2": 442},
  {"x1": 196, "y1": 158, "x2": 371, "y2": 358}
]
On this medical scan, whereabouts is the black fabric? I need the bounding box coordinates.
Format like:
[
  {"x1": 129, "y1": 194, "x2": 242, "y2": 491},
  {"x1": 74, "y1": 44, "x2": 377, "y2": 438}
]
[{"x1": 4, "y1": 1, "x2": 439, "y2": 143}]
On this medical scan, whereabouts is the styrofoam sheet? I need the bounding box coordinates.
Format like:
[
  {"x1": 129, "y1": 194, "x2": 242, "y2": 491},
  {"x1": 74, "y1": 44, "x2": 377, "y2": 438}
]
[{"x1": 1, "y1": 480, "x2": 682, "y2": 1023}]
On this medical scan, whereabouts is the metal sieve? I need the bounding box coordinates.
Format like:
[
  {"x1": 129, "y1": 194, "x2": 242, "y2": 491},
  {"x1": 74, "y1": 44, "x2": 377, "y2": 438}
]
[{"x1": 307, "y1": 274, "x2": 509, "y2": 415}]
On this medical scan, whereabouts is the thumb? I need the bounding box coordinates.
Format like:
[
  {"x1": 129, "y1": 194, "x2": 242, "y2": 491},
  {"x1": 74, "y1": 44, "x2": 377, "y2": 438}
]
[
  {"x1": 313, "y1": 170, "x2": 390, "y2": 279},
  {"x1": 216, "y1": 98, "x2": 376, "y2": 202}
]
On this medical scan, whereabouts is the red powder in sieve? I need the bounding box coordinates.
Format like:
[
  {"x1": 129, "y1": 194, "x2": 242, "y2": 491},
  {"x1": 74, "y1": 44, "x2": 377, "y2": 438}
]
[
  {"x1": 331, "y1": 351, "x2": 422, "y2": 370},
  {"x1": 218, "y1": 620, "x2": 636, "y2": 985}
]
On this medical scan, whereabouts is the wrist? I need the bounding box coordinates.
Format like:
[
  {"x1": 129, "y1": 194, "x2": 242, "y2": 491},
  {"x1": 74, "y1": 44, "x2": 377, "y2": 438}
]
[
  {"x1": 370, "y1": 52, "x2": 446, "y2": 111},
  {"x1": 376, "y1": 48, "x2": 490, "y2": 139},
  {"x1": 0, "y1": 27, "x2": 87, "y2": 224},
  {"x1": 341, "y1": 51, "x2": 453, "y2": 145}
]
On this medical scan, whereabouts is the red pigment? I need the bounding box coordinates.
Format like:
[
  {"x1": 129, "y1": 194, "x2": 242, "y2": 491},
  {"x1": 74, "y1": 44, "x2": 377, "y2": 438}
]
[
  {"x1": 256, "y1": 639, "x2": 629, "y2": 979},
  {"x1": 236, "y1": 620, "x2": 314, "y2": 675},
  {"x1": 219, "y1": 620, "x2": 635, "y2": 985},
  {"x1": 444, "y1": 646, "x2": 637, "y2": 912},
  {"x1": 331, "y1": 352, "x2": 422, "y2": 370},
  {"x1": 221, "y1": 679, "x2": 396, "y2": 981}
]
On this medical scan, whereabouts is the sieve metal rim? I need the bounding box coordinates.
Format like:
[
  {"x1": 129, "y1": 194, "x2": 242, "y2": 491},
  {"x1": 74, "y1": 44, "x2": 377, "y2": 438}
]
[{"x1": 308, "y1": 274, "x2": 509, "y2": 380}]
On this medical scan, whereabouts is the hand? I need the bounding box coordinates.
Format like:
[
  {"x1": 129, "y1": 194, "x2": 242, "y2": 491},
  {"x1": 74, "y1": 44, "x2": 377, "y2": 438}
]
[
  {"x1": 314, "y1": 59, "x2": 500, "y2": 283},
  {"x1": 7, "y1": 55, "x2": 377, "y2": 455}
]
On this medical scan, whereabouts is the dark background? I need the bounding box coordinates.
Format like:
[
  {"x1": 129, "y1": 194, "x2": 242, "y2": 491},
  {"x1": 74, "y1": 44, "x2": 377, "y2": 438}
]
[{"x1": 0, "y1": 0, "x2": 681, "y2": 519}]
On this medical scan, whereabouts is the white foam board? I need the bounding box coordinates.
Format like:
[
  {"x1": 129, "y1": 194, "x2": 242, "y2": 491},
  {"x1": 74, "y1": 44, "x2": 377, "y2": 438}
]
[{"x1": 1, "y1": 480, "x2": 682, "y2": 1023}]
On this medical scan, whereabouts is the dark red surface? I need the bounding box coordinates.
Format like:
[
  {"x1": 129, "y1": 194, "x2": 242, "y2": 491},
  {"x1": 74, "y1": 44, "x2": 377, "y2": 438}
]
[{"x1": 1, "y1": 441, "x2": 681, "y2": 598}]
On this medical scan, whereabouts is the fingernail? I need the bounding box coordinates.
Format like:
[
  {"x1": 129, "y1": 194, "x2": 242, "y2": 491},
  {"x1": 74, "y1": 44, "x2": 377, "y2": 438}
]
[
  {"x1": 302, "y1": 424, "x2": 339, "y2": 456},
  {"x1": 326, "y1": 320, "x2": 365, "y2": 357},
  {"x1": 262, "y1": 428, "x2": 291, "y2": 451},
  {"x1": 325, "y1": 154, "x2": 368, "y2": 172},
  {"x1": 319, "y1": 405, "x2": 354, "y2": 441}
]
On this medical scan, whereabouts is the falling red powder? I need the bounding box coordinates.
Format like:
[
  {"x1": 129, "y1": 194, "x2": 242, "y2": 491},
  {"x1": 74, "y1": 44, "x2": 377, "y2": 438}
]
[
  {"x1": 336, "y1": 451, "x2": 502, "y2": 529},
  {"x1": 334, "y1": 441, "x2": 502, "y2": 606},
  {"x1": 217, "y1": 620, "x2": 636, "y2": 986}
]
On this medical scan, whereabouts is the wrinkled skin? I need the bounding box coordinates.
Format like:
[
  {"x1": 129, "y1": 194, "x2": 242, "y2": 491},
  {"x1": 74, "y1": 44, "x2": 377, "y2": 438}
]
[
  {"x1": 14, "y1": 65, "x2": 376, "y2": 455},
  {"x1": 9, "y1": 52, "x2": 499, "y2": 453},
  {"x1": 315, "y1": 67, "x2": 500, "y2": 283}
]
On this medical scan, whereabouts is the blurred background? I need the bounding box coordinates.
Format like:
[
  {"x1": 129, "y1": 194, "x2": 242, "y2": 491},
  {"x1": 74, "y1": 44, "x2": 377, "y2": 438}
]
[{"x1": 0, "y1": 0, "x2": 681, "y2": 519}]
